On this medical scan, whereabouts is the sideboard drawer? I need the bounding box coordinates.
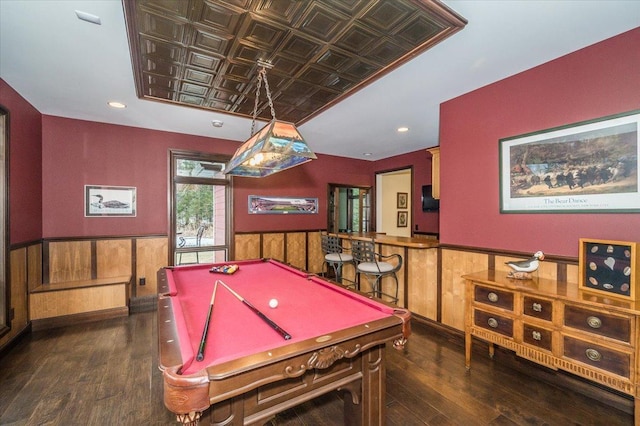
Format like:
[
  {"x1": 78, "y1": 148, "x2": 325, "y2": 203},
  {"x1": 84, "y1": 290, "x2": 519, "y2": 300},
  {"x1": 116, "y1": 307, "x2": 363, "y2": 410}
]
[
  {"x1": 523, "y1": 323, "x2": 553, "y2": 352},
  {"x1": 474, "y1": 286, "x2": 514, "y2": 311},
  {"x1": 523, "y1": 296, "x2": 553, "y2": 322},
  {"x1": 563, "y1": 336, "x2": 630, "y2": 378},
  {"x1": 474, "y1": 309, "x2": 513, "y2": 337},
  {"x1": 564, "y1": 305, "x2": 631, "y2": 343}
]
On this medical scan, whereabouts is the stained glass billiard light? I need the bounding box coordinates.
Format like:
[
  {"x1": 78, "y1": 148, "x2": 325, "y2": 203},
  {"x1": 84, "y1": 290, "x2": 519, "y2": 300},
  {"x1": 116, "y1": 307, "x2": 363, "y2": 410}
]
[{"x1": 225, "y1": 61, "x2": 316, "y2": 178}]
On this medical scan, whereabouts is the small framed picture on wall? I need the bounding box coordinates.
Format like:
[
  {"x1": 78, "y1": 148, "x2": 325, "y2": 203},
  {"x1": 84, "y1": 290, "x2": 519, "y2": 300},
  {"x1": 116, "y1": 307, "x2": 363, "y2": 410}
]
[
  {"x1": 85, "y1": 185, "x2": 137, "y2": 217},
  {"x1": 397, "y1": 211, "x2": 408, "y2": 227},
  {"x1": 397, "y1": 192, "x2": 408, "y2": 209}
]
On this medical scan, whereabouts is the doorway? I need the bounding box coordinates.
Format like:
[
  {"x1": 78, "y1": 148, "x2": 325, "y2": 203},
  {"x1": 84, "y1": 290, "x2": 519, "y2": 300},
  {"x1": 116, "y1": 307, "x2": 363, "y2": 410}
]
[
  {"x1": 327, "y1": 184, "x2": 371, "y2": 233},
  {"x1": 376, "y1": 168, "x2": 412, "y2": 237}
]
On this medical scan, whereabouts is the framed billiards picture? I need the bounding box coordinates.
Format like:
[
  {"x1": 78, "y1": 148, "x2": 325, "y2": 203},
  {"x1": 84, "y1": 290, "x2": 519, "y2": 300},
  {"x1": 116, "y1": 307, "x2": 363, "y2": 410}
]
[{"x1": 579, "y1": 238, "x2": 640, "y2": 300}]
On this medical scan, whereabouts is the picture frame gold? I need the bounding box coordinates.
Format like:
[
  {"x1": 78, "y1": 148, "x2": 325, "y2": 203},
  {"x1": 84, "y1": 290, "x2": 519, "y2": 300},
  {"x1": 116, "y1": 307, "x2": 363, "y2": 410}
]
[{"x1": 579, "y1": 238, "x2": 640, "y2": 300}]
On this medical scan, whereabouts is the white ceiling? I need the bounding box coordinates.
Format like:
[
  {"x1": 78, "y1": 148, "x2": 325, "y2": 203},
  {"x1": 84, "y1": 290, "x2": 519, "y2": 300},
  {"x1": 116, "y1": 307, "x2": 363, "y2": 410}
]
[{"x1": 1, "y1": 1, "x2": 639, "y2": 161}]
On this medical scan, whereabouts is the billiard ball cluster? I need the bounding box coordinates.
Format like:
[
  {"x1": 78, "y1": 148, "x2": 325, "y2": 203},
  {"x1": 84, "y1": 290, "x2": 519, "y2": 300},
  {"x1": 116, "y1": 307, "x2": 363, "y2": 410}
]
[{"x1": 209, "y1": 264, "x2": 239, "y2": 274}]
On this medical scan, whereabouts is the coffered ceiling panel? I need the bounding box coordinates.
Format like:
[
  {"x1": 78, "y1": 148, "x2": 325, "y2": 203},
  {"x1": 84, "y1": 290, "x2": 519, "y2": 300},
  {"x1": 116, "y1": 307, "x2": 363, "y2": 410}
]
[{"x1": 123, "y1": 0, "x2": 467, "y2": 125}]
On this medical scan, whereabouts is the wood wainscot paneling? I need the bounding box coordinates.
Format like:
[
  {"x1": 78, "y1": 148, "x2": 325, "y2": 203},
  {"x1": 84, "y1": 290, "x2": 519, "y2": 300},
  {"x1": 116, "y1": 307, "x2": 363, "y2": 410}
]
[
  {"x1": 285, "y1": 232, "x2": 307, "y2": 271},
  {"x1": 10, "y1": 248, "x2": 28, "y2": 331},
  {"x1": 1, "y1": 243, "x2": 42, "y2": 351},
  {"x1": 234, "y1": 231, "x2": 325, "y2": 274},
  {"x1": 135, "y1": 237, "x2": 168, "y2": 298},
  {"x1": 29, "y1": 278, "x2": 129, "y2": 329},
  {"x1": 27, "y1": 243, "x2": 42, "y2": 292},
  {"x1": 440, "y1": 248, "x2": 489, "y2": 330},
  {"x1": 1, "y1": 246, "x2": 35, "y2": 351},
  {"x1": 262, "y1": 233, "x2": 285, "y2": 261},
  {"x1": 48, "y1": 240, "x2": 92, "y2": 283},
  {"x1": 440, "y1": 246, "x2": 580, "y2": 332},
  {"x1": 306, "y1": 231, "x2": 324, "y2": 275},
  {"x1": 234, "y1": 234, "x2": 261, "y2": 260},
  {"x1": 407, "y1": 247, "x2": 438, "y2": 320},
  {"x1": 28, "y1": 235, "x2": 169, "y2": 327},
  {"x1": 97, "y1": 239, "x2": 132, "y2": 279}
]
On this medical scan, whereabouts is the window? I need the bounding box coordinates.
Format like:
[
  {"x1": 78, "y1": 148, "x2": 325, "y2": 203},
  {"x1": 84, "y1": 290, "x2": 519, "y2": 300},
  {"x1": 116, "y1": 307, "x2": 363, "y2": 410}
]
[{"x1": 170, "y1": 151, "x2": 231, "y2": 265}]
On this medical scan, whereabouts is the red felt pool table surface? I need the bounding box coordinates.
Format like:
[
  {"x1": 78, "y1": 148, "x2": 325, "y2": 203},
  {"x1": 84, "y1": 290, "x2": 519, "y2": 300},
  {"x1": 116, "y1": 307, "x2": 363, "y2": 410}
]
[
  {"x1": 164, "y1": 258, "x2": 397, "y2": 374},
  {"x1": 157, "y1": 258, "x2": 411, "y2": 425}
]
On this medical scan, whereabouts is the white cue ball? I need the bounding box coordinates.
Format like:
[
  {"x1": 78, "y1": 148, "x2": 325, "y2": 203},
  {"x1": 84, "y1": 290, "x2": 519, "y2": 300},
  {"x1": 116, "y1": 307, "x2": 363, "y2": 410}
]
[{"x1": 269, "y1": 298, "x2": 279, "y2": 308}]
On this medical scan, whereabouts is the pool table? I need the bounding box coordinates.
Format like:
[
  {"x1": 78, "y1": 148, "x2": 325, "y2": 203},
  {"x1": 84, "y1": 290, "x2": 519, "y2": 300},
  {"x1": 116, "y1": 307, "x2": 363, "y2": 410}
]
[{"x1": 157, "y1": 258, "x2": 411, "y2": 425}]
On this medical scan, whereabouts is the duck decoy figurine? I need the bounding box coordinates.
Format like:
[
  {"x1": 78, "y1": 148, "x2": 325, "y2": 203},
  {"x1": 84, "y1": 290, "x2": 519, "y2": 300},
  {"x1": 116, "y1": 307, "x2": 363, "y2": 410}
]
[{"x1": 506, "y1": 251, "x2": 544, "y2": 279}]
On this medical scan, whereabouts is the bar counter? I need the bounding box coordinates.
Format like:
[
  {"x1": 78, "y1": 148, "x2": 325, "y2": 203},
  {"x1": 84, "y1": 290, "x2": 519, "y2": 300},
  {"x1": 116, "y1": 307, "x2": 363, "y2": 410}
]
[
  {"x1": 333, "y1": 232, "x2": 439, "y2": 249},
  {"x1": 330, "y1": 232, "x2": 439, "y2": 320}
]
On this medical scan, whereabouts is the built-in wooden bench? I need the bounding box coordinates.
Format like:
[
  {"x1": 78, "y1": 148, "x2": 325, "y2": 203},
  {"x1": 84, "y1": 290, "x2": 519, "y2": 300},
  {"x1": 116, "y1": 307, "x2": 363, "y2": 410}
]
[{"x1": 29, "y1": 275, "x2": 131, "y2": 330}]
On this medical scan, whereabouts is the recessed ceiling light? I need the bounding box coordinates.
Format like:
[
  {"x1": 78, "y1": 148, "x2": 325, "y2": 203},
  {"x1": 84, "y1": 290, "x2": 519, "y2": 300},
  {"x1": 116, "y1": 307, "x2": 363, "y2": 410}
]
[
  {"x1": 211, "y1": 120, "x2": 224, "y2": 128},
  {"x1": 107, "y1": 101, "x2": 126, "y2": 109},
  {"x1": 363, "y1": 152, "x2": 372, "y2": 157},
  {"x1": 397, "y1": 127, "x2": 409, "y2": 133}
]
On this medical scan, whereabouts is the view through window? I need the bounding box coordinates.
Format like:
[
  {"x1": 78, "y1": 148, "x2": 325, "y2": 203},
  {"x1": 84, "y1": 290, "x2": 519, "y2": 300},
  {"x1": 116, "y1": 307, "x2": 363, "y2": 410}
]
[{"x1": 171, "y1": 152, "x2": 231, "y2": 265}]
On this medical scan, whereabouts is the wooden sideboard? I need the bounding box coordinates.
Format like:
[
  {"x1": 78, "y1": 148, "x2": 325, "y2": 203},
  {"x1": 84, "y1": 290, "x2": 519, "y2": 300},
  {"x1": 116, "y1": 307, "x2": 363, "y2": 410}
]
[{"x1": 464, "y1": 270, "x2": 640, "y2": 422}]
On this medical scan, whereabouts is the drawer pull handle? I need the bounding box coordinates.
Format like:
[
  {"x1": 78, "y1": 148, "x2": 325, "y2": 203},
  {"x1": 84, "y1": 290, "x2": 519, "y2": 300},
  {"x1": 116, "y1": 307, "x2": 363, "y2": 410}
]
[
  {"x1": 532, "y1": 331, "x2": 541, "y2": 341},
  {"x1": 585, "y1": 348, "x2": 602, "y2": 362},
  {"x1": 487, "y1": 292, "x2": 499, "y2": 302},
  {"x1": 487, "y1": 318, "x2": 498, "y2": 328},
  {"x1": 532, "y1": 303, "x2": 542, "y2": 312},
  {"x1": 587, "y1": 316, "x2": 602, "y2": 329}
]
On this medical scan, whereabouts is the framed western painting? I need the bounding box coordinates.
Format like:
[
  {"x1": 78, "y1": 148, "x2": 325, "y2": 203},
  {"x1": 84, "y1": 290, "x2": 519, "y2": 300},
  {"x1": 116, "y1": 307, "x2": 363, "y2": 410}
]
[
  {"x1": 499, "y1": 110, "x2": 640, "y2": 213},
  {"x1": 85, "y1": 185, "x2": 136, "y2": 217}
]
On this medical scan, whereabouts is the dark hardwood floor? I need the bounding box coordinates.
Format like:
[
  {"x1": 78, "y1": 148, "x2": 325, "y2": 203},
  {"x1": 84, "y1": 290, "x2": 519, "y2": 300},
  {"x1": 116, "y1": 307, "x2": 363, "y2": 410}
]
[{"x1": 0, "y1": 311, "x2": 633, "y2": 425}]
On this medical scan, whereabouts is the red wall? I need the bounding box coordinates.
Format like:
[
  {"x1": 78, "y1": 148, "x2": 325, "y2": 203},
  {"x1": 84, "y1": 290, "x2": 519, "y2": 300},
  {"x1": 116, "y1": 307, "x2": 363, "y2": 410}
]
[
  {"x1": 41, "y1": 116, "x2": 238, "y2": 237},
  {"x1": 41, "y1": 116, "x2": 373, "y2": 237},
  {"x1": 0, "y1": 79, "x2": 43, "y2": 244},
  {"x1": 440, "y1": 28, "x2": 640, "y2": 257},
  {"x1": 233, "y1": 153, "x2": 373, "y2": 232},
  {"x1": 373, "y1": 149, "x2": 439, "y2": 234}
]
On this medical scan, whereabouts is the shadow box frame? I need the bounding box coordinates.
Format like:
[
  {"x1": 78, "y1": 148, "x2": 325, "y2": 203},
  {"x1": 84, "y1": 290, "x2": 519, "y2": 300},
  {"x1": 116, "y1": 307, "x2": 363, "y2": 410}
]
[{"x1": 579, "y1": 238, "x2": 640, "y2": 300}]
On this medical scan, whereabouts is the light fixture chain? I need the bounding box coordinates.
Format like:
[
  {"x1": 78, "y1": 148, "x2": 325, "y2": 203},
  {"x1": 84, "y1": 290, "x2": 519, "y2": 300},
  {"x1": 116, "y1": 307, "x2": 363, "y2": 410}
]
[
  {"x1": 262, "y1": 71, "x2": 277, "y2": 120},
  {"x1": 250, "y1": 68, "x2": 264, "y2": 136}
]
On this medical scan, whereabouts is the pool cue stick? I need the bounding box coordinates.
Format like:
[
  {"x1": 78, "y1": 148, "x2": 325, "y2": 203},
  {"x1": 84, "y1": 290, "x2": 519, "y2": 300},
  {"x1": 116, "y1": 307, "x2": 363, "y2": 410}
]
[
  {"x1": 196, "y1": 281, "x2": 219, "y2": 361},
  {"x1": 218, "y1": 280, "x2": 291, "y2": 340}
]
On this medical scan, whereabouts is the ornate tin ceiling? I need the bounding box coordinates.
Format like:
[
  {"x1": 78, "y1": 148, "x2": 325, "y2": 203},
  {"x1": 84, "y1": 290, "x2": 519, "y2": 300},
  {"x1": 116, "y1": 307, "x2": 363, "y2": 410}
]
[{"x1": 123, "y1": 0, "x2": 466, "y2": 125}]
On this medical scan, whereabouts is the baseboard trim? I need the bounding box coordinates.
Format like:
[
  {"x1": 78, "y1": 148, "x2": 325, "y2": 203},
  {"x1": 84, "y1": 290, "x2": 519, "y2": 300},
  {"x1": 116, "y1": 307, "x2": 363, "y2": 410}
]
[{"x1": 31, "y1": 307, "x2": 129, "y2": 331}]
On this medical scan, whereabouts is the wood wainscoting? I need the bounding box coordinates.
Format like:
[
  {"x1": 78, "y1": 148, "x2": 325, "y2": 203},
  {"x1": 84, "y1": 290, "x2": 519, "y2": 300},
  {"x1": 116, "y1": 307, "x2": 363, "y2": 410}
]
[
  {"x1": 4, "y1": 236, "x2": 168, "y2": 334},
  {"x1": 439, "y1": 245, "x2": 578, "y2": 331},
  {"x1": 234, "y1": 230, "x2": 325, "y2": 275}
]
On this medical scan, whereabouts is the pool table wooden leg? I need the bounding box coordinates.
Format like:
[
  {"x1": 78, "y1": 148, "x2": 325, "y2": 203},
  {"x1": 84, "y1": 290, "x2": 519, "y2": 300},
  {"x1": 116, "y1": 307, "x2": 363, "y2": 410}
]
[{"x1": 344, "y1": 345, "x2": 386, "y2": 425}]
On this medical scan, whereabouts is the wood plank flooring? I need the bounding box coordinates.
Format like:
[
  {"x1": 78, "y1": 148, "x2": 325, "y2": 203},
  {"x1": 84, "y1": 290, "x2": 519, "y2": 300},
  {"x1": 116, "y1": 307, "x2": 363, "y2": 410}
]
[{"x1": 0, "y1": 311, "x2": 633, "y2": 425}]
